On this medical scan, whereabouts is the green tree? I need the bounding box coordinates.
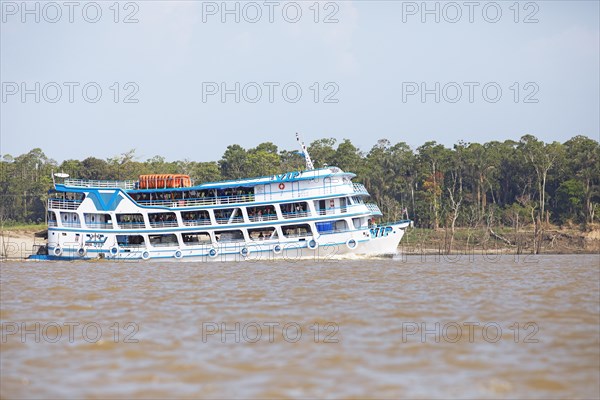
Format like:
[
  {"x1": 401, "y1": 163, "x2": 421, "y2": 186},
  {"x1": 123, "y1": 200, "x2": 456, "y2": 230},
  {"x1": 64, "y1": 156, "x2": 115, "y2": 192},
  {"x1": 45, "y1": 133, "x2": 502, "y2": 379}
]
[
  {"x1": 80, "y1": 157, "x2": 110, "y2": 180},
  {"x1": 307, "y1": 138, "x2": 337, "y2": 168},
  {"x1": 279, "y1": 150, "x2": 305, "y2": 172},
  {"x1": 0, "y1": 148, "x2": 55, "y2": 223},
  {"x1": 58, "y1": 159, "x2": 83, "y2": 178},
  {"x1": 219, "y1": 144, "x2": 248, "y2": 179},
  {"x1": 417, "y1": 141, "x2": 450, "y2": 229},
  {"x1": 518, "y1": 135, "x2": 565, "y2": 224},
  {"x1": 555, "y1": 179, "x2": 585, "y2": 223},
  {"x1": 332, "y1": 139, "x2": 362, "y2": 172},
  {"x1": 190, "y1": 162, "x2": 221, "y2": 183},
  {"x1": 563, "y1": 135, "x2": 600, "y2": 224}
]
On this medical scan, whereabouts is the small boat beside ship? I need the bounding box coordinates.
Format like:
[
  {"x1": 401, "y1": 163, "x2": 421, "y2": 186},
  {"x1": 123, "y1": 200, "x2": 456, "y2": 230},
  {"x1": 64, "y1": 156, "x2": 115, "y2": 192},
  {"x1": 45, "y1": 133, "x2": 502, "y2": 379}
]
[{"x1": 32, "y1": 137, "x2": 412, "y2": 261}]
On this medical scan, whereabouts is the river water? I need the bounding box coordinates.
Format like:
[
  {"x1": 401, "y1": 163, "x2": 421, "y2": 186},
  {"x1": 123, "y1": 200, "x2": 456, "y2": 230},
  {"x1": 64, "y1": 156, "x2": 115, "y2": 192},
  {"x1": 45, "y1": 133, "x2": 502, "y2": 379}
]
[{"x1": 1, "y1": 254, "x2": 599, "y2": 399}]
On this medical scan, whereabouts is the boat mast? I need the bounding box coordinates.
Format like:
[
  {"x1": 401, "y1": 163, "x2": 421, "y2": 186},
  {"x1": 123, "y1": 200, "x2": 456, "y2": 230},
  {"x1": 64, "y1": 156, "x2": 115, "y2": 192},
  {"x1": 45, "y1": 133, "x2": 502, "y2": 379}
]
[{"x1": 296, "y1": 133, "x2": 315, "y2": 171}]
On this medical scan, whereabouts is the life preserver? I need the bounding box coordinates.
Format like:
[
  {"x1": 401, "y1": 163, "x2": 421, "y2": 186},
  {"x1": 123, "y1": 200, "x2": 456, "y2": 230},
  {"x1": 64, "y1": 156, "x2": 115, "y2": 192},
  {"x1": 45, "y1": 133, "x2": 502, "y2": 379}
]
[
  {"x1": 110, "y1": 246, "x2": 119, "y2": 256},
  {"x1": 278, "y1": 183, "x2": 285, "y2": 190},
  {"x1": 240, "y1": 247, "x2": 250, "y2": 257},
  {"x1": 53, "y1": 247, "x2": 62, "y2": 257},
  {"x1": 346, "y1": 239, "x2": 358, "y2": 250},
  {"x1": 174, "y1": 250, "x2": 183, "y2": 259},
  {"x1": 77, "y1": 247, "x2": 86, "y2": 257},
  {"x1": 208, "y1": 247, "x2": 218, "y2": 258},
  {"x1": 273, "y1": 244, "x2": 282, "y2": 254},
  {"x1": 142, "y1": 251, "x2": 150, "y2": 260},
  {"x1": 308, "y1": 239, "x2": 318, "y2": 250}
]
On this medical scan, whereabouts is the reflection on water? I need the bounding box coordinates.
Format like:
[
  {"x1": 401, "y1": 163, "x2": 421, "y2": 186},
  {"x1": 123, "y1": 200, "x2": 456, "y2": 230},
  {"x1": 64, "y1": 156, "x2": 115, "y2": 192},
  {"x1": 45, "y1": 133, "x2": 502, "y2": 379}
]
[{"x1": 1, "y1": 255, "x2": 599, "y2": 399}]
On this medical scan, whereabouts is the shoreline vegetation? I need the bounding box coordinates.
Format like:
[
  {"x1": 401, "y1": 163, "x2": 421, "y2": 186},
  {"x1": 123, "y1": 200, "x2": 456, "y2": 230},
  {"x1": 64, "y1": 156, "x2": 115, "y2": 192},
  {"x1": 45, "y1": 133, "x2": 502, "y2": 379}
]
[{"x1": 1, "y1": 134, "x2": 599, "y2": 258}]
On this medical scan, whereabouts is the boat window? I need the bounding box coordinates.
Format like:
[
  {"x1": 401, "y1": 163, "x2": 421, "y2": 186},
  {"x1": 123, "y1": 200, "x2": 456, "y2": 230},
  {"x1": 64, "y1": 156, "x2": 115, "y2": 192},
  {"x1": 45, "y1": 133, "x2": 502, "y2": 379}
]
[
  {"x1": 215, "y1": 229, "x2": 245, "y2": 243},
  {"x1": 340, "y1": 197, "x2": 347, "y2": 213},
  {"x1": 148, "y1": 212, "x2": 178, "y2": 228},
  {"x1": 316, "y1": 220, "x2": 349, "y2": 234},
  {"x1": 181, "y1": 210, "x2": 211, "y2": 226},
  {"x1": 116, "y1": 235, "x2": 145, "y2": 247},
  {"x1": 60, "y1": 212, "x2": 81, "y2": 228},
  {"x1": 280, "y1": 202, "x2": 309, "y2": 219},
  {"x1": 214, "y1": 208, "x2": 243, "y2": 224},
  {"x1": 352, "y1": 217, "x2": 363, "y2": 229},
  {"x1": 48, "y1": 211, "x2": 57, "y2": 227},
  {"x1": 247, "y1": 205, "x2": 277, "y2": 222},
  {"x1": 315, "y1": 199, "x2": 338, "y2": 215},
  {"x1": 182, "y1": 232, "x2": 212, "y2": 245},
  {"x1": 316, "y1": 200, "x2": 327, "y2": 216},
  {"x1": 248, "y1": 227, "x2": 277, "y2": 241},
  {"x1": 51, "y1": 192, "x2": 85, "y2": 201},
  {"x1": 148, "y1": 234, "x2": 179, "y2": 247},
  {"x1": 84, "y1": 213, "x2": 113, "y2": 229},
  {"x1": 281, "y1": 223, "x2": 313, "y2": 238},
  {"x1": 116, "y1": 213, "x2": 145, "y2": 229}
]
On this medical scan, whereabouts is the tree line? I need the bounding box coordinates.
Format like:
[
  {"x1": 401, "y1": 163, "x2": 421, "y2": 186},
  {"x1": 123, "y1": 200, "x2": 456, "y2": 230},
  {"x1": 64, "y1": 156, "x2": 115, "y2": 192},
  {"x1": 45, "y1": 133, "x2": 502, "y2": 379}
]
[{"x1": 1, "y1": 135, "x2": 598, "y2": 238}]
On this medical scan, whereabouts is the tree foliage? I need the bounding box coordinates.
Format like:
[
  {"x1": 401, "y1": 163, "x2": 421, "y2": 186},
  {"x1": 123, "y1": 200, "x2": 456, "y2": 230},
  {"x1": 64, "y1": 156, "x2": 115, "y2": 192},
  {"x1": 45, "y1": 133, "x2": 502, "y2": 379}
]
[{"x1": 1, "y1": 136, "x2": 598, "y2": 228}]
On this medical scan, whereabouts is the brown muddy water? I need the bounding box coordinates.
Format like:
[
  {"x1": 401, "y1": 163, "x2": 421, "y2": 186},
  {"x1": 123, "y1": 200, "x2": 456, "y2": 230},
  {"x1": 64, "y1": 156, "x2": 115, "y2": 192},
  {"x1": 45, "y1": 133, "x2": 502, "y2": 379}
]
[{"x1": 1, "y1": 254, "x2": 599, "y2": 399}]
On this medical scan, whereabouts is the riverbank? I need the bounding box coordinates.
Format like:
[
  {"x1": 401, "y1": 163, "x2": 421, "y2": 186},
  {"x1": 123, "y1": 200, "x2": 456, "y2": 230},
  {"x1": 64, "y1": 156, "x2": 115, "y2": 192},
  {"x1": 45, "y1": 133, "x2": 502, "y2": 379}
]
[
  {"x1": 0, "y1": 225, "x2": 46, "y2": 259},
  {"x1": 1, "y1": 225, "x2": 599, "y2": 260},
  {"x1": 401, "y1": 226, "x2": 600, "y2": 255}
]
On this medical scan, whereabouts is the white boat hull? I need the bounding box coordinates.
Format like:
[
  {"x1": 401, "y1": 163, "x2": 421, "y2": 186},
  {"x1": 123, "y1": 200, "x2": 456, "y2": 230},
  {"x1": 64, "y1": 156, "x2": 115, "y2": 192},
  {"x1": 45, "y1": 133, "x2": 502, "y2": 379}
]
[{"x1": 44, "y1": 222, "x2": 410, "y2": 262}]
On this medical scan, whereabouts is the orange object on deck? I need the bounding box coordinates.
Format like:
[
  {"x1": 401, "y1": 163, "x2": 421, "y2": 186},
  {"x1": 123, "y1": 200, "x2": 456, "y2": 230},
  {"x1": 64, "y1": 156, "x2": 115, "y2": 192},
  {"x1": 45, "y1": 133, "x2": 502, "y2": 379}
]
[{"x1": 138, "y1": 174, "x2": 192, "y2": 189}]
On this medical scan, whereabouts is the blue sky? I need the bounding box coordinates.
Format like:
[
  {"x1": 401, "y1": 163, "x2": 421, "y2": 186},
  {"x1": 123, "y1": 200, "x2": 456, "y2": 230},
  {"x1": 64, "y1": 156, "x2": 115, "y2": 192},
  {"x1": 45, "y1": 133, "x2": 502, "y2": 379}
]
[{"x1": 1, "y1": 0, "x2": 599, "y2": 162}]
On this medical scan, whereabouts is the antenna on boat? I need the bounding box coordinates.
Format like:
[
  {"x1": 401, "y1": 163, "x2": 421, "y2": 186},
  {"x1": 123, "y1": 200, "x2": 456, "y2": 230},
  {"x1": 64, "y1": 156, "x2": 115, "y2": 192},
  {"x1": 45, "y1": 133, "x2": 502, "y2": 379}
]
[{"x1": 296, "y1": 133, "x2": 315, "y2": 171}]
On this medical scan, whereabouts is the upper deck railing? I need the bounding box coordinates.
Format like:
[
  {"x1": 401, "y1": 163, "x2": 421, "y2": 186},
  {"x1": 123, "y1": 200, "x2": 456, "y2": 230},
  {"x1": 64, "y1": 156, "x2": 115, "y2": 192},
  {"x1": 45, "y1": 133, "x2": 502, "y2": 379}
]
[
  {"x1": 48, "y1": 199, "x2": 82, "y2": 210},
  {"x1": 135, "y1": 184, "x2": 368, "y2": 209},
  {"x1": 64, "y1": 179, "x2": 136, "y2": 190},
  {"x1": 136, "y1": 194, "x2": 255, "y2": 208}
]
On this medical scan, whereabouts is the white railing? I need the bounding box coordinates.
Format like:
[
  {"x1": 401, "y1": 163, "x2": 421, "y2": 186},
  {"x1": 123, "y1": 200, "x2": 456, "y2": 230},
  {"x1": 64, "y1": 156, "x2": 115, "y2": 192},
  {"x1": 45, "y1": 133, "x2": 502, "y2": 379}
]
[
  {"x1": 366, "y1": 203, "x2": 382, "y2": 215},
  {"x1": 136, "y1": 195, "x2": 255, "y2": 208},
  {"x1": 282, "y1": 211, "x2": 310, "y2": 219},
  {"x1": 117, "y1": 222, "x2": 146, "y2": 229},
  {"x1": 216, "y1": 217, "x2": 244, "y2": 224},
  {"x1": 64, "y1": 179, "x2": 136, "y2": 190},
  {"x1": 353, "y1": 183, "x2": 369, "y2": 195},
  {"x1": 282, "y1": 231, "x2": 313, "y2": 239},
  {"x1": 85, "y1": 222, "x2": 114, "y2": 229},
  {"x1": 132, "y1": 184, "x2": 369, "y2": 209},
  {"x1": 183, "y1": 219, "x2": 212, "y2": 227},
  {"x1": 217, "y1": 195, "x2": 255, "y2": 204},
  {"x1": 149, "y1": 221, "x2": 179, "y2": 228},
  {"x1": 248, "y1": 214, "x2": 278, "y2": 222},
  {"x1": 48, "y1": 199, "x2": 81, "y2": 210}
]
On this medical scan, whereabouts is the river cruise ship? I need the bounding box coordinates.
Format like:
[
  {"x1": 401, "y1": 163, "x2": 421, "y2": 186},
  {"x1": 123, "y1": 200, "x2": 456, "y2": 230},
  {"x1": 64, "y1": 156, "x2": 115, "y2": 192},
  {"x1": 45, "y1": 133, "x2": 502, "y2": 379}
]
[{"x1": 38, "y1": 139, "x2": 412, "y2": 261}]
